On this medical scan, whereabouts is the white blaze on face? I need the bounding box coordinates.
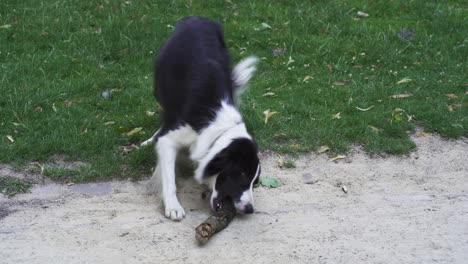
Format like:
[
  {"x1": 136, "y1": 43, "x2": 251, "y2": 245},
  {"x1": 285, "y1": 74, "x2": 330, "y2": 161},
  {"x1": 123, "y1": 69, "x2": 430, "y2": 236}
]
[{"x1": 234, "y1": 164, "x2": 260, "y2": 212}]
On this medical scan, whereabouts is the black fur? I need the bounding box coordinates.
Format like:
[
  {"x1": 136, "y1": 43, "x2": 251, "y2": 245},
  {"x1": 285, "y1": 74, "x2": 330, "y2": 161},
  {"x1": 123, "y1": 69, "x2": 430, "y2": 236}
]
[
  {"x1": 205, "y1": 138, "x2": 260, "y2": 205},
  {"x1": 155, "y1": 16, "x2": 234, "y2": 135},
  {"x1": 154, "y1": 16, "x2": 260, "y2": 213}
]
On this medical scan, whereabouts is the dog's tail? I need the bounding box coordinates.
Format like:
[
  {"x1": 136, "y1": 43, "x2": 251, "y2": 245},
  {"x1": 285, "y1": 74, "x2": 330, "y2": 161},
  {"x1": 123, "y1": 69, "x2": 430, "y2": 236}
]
[{"x1": 232, "y1": 56, "x2": 259, "y2": 104}]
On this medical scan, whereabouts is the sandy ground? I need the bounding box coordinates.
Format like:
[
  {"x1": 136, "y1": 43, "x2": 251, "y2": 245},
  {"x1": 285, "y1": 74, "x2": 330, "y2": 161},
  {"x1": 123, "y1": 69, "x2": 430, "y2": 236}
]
[{"x1": 1, "y1": 134, "x2": 467, "y2": 264}]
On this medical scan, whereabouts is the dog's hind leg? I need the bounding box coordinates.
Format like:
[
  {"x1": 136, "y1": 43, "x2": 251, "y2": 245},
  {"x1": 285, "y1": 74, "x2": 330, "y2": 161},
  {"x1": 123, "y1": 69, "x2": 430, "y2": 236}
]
[{"x1": 156, "y1": 136, "x2": 185, "y2": 221}]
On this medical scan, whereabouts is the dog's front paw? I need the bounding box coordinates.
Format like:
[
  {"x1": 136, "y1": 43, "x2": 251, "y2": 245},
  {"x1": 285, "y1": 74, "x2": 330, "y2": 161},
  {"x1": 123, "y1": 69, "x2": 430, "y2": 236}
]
[{"x1": 164, "y1": 201, "x2": 185, "y2": 221}]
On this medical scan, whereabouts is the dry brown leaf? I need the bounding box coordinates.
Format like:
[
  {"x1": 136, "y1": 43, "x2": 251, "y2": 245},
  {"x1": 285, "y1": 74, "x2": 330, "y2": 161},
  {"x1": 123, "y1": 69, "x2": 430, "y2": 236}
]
[
  {"x1": 368, "y1": 125, "x2": 380, "y2": 132},
  {"x1": 332, "y1": 112, "x2": 341, "y2": 119},
  {"x1": 156, "y1": 103, "x2": 163, "y2": 112},
  {"x1": 357, "y1": 11, "x2": 369, "y2": 18},
  {"x1": 317, "y1": 145, "x2": 330, "y2": 154},
  {"x1": 333, "y1": 81, "x2": 346, "y2": 86},
  {"x1": 6, "y1": 135, "x2": 14, "y2": 143},
  {"x1": 104, "y1": 121, "x2": 115, "y2": 126},
  {"x1": 263, "y1": 109, "x2": 278, "y2": 124},
  {"x1": 145, "y1": 111, "x2": 155, "y2": 116},
  {"x1": 397, "y1": 77, "x2": 412, "y2": 84},
  {"x1": 446, "y1": 94, "x2": 458, "y2": 99},
  {"x1": 34, "y1": 106, "x2": 43, "y2": 112},
  {"x1": 303, "y1": 75, "x2": 313, "y2": 82},
  {"x1": 415, "y1": 132, "x2": 432, "y2": 137},
  {"x1": 352, "y1": 64, "x2": 363, "y2": 69},
  {"x1": 390, "y1": 93, "x2": 413, "y2": 99},
  {"x1": 276, "y1": 155, "x2": 285, "y2": 168},
  {"x1": 262, "y1": 92, "x2": 276, "y2": 97},
  {"x1": 327, "y1": 64, "x2": 334, "y2": 73},
  {"x1": 126, "y1": 127, "x2": 143, "y2": 136},
  {"x1": 330, "y1": 155, "x2": 346, "y2": 162},
  {"x1": 355, "y1": 106, "x2": 374, "y2": 111},
  {"x1": 448, "y1": 104, "x2": 461, "y2": 111}
]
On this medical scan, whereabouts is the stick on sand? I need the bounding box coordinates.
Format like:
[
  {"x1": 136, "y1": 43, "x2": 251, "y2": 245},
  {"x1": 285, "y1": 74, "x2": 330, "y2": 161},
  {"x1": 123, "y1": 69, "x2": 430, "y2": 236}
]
[{"x1": 195, "y1": 200, "x2": 236, "y2": 244}]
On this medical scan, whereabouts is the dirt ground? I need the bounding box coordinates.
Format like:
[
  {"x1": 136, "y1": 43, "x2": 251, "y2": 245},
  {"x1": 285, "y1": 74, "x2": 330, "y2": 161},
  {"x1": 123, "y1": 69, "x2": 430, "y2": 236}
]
[{"x1": 1, "y1": 134, "x2": 467, "y2": 264}]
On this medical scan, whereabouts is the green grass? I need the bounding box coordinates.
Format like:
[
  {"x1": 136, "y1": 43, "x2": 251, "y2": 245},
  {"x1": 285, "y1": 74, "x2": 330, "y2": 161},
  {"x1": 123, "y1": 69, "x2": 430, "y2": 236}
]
[
  {"x1": 1, "y1": 0, "x2": 466, "y2": 182},
  {"x1": 0, "y1": 176, "x2": 33, "y2": 197}
]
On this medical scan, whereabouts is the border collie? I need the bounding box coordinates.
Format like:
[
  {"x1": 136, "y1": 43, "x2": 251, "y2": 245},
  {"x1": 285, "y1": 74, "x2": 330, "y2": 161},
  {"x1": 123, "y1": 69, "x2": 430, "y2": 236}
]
[{"x1": 142, "y1": 16, "x2": 261, "y2": 221}]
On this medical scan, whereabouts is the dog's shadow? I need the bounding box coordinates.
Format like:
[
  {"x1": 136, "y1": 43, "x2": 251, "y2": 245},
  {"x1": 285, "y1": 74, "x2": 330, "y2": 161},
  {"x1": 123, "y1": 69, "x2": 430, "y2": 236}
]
[{"x1": 146, "y1": 148, "x2": 211, "y2": 216}]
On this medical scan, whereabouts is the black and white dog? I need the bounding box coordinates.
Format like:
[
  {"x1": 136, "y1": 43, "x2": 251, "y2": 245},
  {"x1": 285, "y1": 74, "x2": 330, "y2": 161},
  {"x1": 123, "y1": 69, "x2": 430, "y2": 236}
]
[{"x1": 142, "y1": 17, "x2": 261, "y2": 221}]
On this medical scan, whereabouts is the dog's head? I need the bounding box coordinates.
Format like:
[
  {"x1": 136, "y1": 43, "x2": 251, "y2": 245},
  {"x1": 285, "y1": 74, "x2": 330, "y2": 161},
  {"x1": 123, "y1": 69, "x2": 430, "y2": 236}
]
[{"x1": 205, "y1": 138, "x2": 260, "y2": 214}]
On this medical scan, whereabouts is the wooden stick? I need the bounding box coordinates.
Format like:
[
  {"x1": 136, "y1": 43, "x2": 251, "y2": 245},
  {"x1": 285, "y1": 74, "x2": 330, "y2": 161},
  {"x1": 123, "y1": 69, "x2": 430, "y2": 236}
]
[{"x1": 195, "y1": 201, "x2": 236, "y2": 244}]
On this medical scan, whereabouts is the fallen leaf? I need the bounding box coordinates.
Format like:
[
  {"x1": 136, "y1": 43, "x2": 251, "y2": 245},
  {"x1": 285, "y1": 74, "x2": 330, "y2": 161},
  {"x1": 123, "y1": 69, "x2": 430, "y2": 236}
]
[
  {"x1": 327, "y1": 64, "x2": 334, "y2": 73},
  {"x1": 145, "y1": 111, "x2": 155, "y2": 116},
  {"x1": 262, "y1": 92, "x2": 276, "y2": 97},
  {"x1": 333, "y1": 81, "x2": 346, "y2": 86},
  {"x1": 353, "y1": 64, "x2": 363, "y2": 69},
  {"x1": 272, "y1": 48, "x2": 286, "y2": 57},
  {"x1": 6, "y1": 135, "x2": 14, "y2": 143},
  {"x1": 330, "y1": 155, "x2": 346, "y2": 162},
  {"x1": 368, "y1": 125, "x2": 380, "y2": 132},
  {"x1": 317, "y1": 145, "x2": 330, "y2": 154},
  {"x1": 125, "y1": 127, "x2": 143, "y2": 136},
  {"x1": 101, "y1": 90, "x2": 112, "y2": 99},
  {"x1": 104, "y1": 121, "x2": 115, "y2": 126},
  {"x1": 263, "y1": 109, "x2": 279, "y2": 124},
  {"x1": 355, "y1": 106, "x2": 374, "y2": 111},
  {"x1": 156, "y1": 103, "x2": 163, "y2": 112},
  {"x1": 446, "y1": 94, "x2": 458, "y2": 99},
  {"x1": 276, "y1": 155, "x2": 285, "y2": 168},
  {"x1": 406, "y1": 114, "x2": 415, "y2": 122},
  {"x1": 258, "y1": 177, "x2": 282, "y2": 188},
  {"x1": 448, "y1": 104, "x2": 461, "y2": 111},
  {"x1": 390, "y1": 93, "x2": 413, "y2": 99},
  {"x1": 0, "y1": 24, "x2": 12, "y2": 29},
  {"x1": 32, "y1": 162, "x2": 44, "y2": 174},
  {"x1": 121, "y1": 143, "x2": 139, "y2": 155},
  {"x1": 415, "y1": 132, "x2": 432, "y2": 137},
  {"x1": 303, "y1": 75, "x2": 313, "y2": 82},
  {"x1": 261, "y1": 22, "x2": 272, "y2": 29},
  {"x1": 397, "y1": 77, "x2": 412, "y2": 84},
  {"x1": 341, "y1": 185, "x2": 348, "y2": 193},
  {"x1": 12, "y1": 122, "x2": 20, "y2": 126},
  {"x1": 34, "y1": 106, "x2": 43, "y2": 112},
  {"x1": 52, "y1": 103, "x2": 57, "y2": 112},
  {"x1": 357, "y1": 11, "x2": 369, "y2": 18},
  {"x1": 332, "y1": 112, "x2": 341, "y2": 119}
]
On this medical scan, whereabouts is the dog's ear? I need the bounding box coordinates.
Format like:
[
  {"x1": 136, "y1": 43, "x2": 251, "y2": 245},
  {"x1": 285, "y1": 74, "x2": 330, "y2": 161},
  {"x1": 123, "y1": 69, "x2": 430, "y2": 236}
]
[{"x1": 204, "y1": 149, "x2": 229, "y2": 177}]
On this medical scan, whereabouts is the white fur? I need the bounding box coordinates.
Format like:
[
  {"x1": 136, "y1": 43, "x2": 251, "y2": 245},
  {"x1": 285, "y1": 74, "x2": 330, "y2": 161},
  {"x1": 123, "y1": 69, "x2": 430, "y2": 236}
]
[
  {"x1": 140, "y1": 129, "x2": 160, "y2": 147},
  {"x1": 234, "y1": 164, "x2": 260, "y2": 212},
  {"x1": 190, "y1": 101, "x2": 243, "y2": 160},
  {"x1": 155, "y1": 125, "x2": 197, "y2": 221},
  {"x1": 209, "y1": 176, "x2": 219, "y2": 211},
  {"x1": 232, "y1": 56, "x2": 259, "y2": 104},
  {"x1": 192, "y1": 101, "x2": 251, "y2": 184},
  {"x1": 154, "y1": 103, "x2": 252, "y2": 221}
]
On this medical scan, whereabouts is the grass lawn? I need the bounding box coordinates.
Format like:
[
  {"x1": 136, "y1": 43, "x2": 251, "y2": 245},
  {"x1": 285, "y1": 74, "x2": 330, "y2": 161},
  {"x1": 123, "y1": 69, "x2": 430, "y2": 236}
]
[
  {"x1": 0, "y1": 176, "x2": 32, "y2": 197},
  {"x1": 1, "y1": 0, "x2": 466, "y2": 182}
]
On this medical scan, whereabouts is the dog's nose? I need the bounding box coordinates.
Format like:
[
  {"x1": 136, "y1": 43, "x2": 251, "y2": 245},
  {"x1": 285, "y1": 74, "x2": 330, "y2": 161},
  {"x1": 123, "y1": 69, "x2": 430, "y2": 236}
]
[{"x1": 243, "y1": 204, "x2": 254, "y2": 214}]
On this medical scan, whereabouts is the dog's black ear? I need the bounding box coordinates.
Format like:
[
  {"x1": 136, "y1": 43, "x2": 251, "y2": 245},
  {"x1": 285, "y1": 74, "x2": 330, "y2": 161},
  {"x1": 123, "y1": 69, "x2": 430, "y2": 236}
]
[{"x1": 204, "y1": 149, "x2": 229, "y2": 178}]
